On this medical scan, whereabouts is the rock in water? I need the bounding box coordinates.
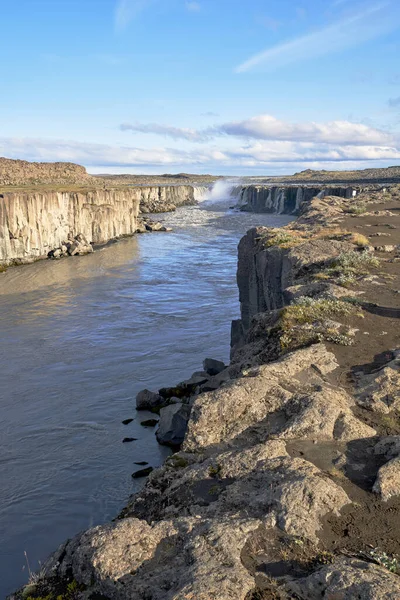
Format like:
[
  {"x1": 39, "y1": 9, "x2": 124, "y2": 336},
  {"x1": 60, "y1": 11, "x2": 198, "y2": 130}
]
[
  {"x1": 122, "y1": 438, "x2": 137, "y2": 443},
  {"x1": 156, "y1": 403, "x2": 191, "y2": 447},
  {"x1": 140, "y1": 419, "x2": 159, "y2": 427},
  {"x1": 203, "y1": 358, "x2": 226, "y2": 376},
  {"x1": 136, "y1": 389, "x2": 165, "y2": 410},
  {"x1": 132, "y1": 467, "x2": 153, "y2": 478},
  {"x1": 122, "y1": 418, "x2": 134, "y2": 425}
]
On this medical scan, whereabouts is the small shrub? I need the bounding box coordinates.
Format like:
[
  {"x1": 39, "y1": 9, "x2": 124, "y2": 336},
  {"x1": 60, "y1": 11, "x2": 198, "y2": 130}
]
[
  {"x1": 170, "y1": 456, "x2": 188, "y2": 469},
  {"x1": 369, "y1": 549, "x2": 399, "y2": 573},
  {"x1": 208, "y1": 464, "x2": 222, "y2": 478},
  {"x1": 345, "y1": 202, "x2": 368, "y2": 215},
  {"x1": 316, "y1": 250, "x2": 379, "y2": 285},
  {"x1": 262, "y1": 230, "x2": 302, "y2": 249}
]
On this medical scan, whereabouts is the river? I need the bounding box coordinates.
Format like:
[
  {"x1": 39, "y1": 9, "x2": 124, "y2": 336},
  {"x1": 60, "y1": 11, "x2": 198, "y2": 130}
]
[{"x1": 0, "y1": 191, "x2": 291, "y2": 597}]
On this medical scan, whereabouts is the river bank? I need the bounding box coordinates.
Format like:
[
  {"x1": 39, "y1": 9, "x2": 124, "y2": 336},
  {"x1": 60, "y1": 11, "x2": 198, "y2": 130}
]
[
  {"x1": 11, "y1": 185, "x2": 400, "y2": 600},
  {"x1": 0, "y1": 197, "x2": 291, "y2": 599}
]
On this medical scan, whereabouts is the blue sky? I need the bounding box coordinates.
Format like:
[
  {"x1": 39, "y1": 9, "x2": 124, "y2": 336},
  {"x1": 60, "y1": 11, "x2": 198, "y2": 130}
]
[{"x1": 1, "y1": 0, "x2": 400, "y2": 174}]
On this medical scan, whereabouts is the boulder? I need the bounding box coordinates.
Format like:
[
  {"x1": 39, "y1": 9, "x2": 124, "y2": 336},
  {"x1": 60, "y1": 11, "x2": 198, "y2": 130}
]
[
  {"x1": 136, "y1": 389, "x2": 165, "y2": 410},
  {"x1": 156, "y1": 403, "x2": 191, "y2": 447},
  {"x1": 373, "y1": 456, "x2": 400, "y2": 501},
  {"x1": 203, "y1": 358, "x2": 226, "y2": 376},
  {"x1": 286, "y1": 557, "x2": 400, "y2": 599}
]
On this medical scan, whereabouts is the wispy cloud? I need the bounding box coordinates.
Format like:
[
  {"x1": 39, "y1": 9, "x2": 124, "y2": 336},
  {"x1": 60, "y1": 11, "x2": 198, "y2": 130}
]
[
  {"x1": 120, "y1": 122, "x2": 211, "y2": 141},
  {"x1": 389, "y1": 97, "x2": 400, "y2": 108},
  {"x1": 185, "y1": 1, "x2": 201, "y2": 12},
  {"x1": 114, "y1": 0, "x2": 156, "y2": 32},
  {"x1": 236, "y1": 3, "x2": 398, "y2": 72}
]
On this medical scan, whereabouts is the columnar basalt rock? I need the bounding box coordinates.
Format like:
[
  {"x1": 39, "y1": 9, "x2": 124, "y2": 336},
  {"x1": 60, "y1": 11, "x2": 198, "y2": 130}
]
[
  {"x1": 0, "y1": 185, "x2": 195, "y2": 266},
  {"x1": 238, "y1": 184, "x2": 356, "y2": 214}
]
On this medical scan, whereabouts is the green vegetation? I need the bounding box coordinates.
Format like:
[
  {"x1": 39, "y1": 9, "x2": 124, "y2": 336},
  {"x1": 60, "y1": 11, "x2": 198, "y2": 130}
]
[
  {"x1": 369, "y1": 549, "x2": 399, "y2": 573},
  {"x1": 0, "y1": 265, "x2": 7, "y2": 273},
  {"x1": 25, "y1": 580, "x2": 85, "y2": 600},
  {"x1": 279, "y1": 297, "x2": 364, "y2": 353},
  {"x1": 315, "y1": 250, "x2": 379, "y2": 286},
  {"x1": 345, "y1": 202, "x2": 368, "y2": 215},
  {"x1": 168, "y1": 455, "x2": 189, "y2": 469},
  {"x1": 208, "y1": 464, "x2": 222, "y2": 478}
]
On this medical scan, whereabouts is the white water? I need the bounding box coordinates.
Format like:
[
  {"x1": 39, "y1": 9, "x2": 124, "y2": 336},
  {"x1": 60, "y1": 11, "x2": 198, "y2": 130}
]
[{"x1": 194, "y1": 179, "x2": 241, "y2": 203}]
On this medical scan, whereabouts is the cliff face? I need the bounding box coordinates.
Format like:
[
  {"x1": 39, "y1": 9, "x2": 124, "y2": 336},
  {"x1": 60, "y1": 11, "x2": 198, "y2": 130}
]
[
  {"x1": 0, "y1": 189, "x2": 140, "y2": 265},
  {"x1": 138, "y1": 185, "x2": 196, "y2": 213},
  {"x1": 0, "y1": 185, "x2": 198, "y2": 265},
  {"x1": 237, "y1": 184, "x2": 356, "y2": 214}
]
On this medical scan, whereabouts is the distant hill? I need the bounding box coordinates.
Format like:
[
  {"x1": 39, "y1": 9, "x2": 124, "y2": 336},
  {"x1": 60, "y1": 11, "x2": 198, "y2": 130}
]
[
  {"x1": 0, "y1": 157, "x2": 97, "y2": 187},
  {"x1": 289, "y1": 166, "x2": 400, "y2": 183}
]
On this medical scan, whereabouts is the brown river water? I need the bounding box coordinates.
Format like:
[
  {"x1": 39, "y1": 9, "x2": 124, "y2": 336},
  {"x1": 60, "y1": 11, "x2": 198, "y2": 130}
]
[{"x1": 0, "y1": 193, "x2": 291, "y2": 597}]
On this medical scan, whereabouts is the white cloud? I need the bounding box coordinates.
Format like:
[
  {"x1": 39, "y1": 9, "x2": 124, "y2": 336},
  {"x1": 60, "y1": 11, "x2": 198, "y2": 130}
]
[
  {"x1": 218, "y1": 115, "x2": 392, "y2": 145},
  {"x1": 1, "y1": 137, "x2": 399, "y2": 172},
  {"x1": 114, "y1": 0, "x2": 156, "y2": 31},
  {"x1": 236, "y1": 3, "x2": 398, "y2": 72},
  {"x1": 185, "y1": 1, "x2": 201, "y2": 12}
]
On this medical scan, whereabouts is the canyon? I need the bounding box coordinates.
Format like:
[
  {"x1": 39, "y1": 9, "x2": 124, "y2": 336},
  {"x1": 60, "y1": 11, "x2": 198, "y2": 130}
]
[
  {"x1": 2, "y1": 158, "x2": 400, "y2": 600},
  {"x1": 9, "y1": 176, "x2": 400, "y2": 600}
]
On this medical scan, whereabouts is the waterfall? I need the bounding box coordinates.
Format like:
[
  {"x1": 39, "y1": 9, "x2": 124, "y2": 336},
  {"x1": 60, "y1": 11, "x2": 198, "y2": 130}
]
[
  {"x1": 201, "y1": 179, "x2": 241, "y2": 203},
  {"x1": 193, "y1": 185, "x2": 211, "y2": 201}
]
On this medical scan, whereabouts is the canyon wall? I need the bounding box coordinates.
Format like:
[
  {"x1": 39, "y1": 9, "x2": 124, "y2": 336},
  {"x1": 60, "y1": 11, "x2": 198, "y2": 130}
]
[
  {"x1": 236, "y1": 184, "x2": 356, "y2": 214},
  {"x1": 0, "y1": 185, "x2": 197, "y2": 266}
]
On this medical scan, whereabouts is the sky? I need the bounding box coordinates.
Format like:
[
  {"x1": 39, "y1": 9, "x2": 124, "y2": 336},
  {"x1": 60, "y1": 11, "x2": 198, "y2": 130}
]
[{"x1": 1, "y1": 0, "x2": 400, "y2": 175}]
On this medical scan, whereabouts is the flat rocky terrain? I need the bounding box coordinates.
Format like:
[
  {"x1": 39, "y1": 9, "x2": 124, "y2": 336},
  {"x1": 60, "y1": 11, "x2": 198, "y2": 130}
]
[
  {"x1": 11, "y1": 184, "x2": 400, "y2": 600},
  {"x1": 250, "y1": 165, "x2": 400, "y2": 185}
]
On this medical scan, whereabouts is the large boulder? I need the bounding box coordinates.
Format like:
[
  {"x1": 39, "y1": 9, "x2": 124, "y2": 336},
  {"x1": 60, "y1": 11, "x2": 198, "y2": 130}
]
[
  {"x1": 203, "y1": 358, "x2": 226, "y2": 376},
  {"x1": 156, "y1": 403, "x2": 191, "y2": 447},
  {"x1": 136, "y1": 389, "x2": 165, "y2": 410}
]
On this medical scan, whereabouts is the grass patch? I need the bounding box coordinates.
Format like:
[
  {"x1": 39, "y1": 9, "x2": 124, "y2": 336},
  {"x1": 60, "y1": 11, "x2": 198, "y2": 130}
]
[
  {"x1": 24, "y1": 580, "x2": 85, "y2": 600},
  {"x1": 168, "y1": 455, "x2": 189, "y2": 469},
  {"x1": 315, "y1": 250, "x2": 379, "y2": 286},
  {"x1": 345, "y1": 202, "x2": 368, "y2": 215},
  {"x1": 280, "y1": 297, "x2": 364, "y2": 353}
]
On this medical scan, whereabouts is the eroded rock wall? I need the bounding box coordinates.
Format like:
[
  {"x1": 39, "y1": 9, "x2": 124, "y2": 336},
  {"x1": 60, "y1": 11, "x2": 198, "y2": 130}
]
[
  {"x1": 0, "y1": 185, "x2": 196, "y2": 265},
  {"x1": 0, "y1": 189, "x2": 140, "y2": 265},
  {"x1": 238, "y1": 184, "x2": 356, "y2": 214}
]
